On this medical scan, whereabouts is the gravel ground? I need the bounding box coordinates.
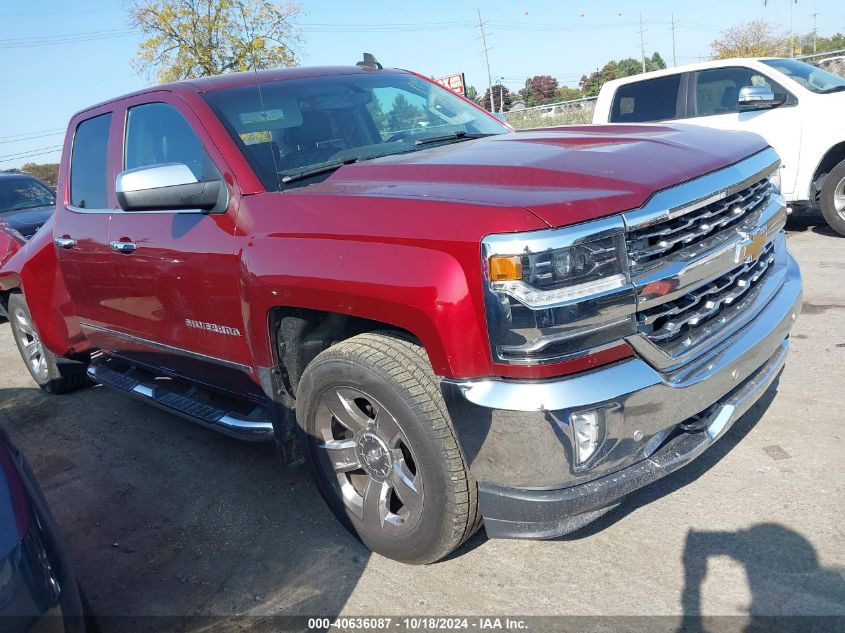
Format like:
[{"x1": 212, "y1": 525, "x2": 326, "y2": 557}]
[{"x1": 0, "y1": 215, "x2": 843, "y2": 630}]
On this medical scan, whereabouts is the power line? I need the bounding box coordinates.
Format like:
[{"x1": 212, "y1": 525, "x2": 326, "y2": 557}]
[
  {"x1": 0, "y1": 144, "x2": 63, "y2": 162},
  {"x1": 0, "y1": 131, "x2": 64, "y2": 145},
  {"x1": 0, "y1": 147, "x2": 62, "y2": 166},
  {"x1": 0, "y1": 128, "x2": 64, "y2": 141}
]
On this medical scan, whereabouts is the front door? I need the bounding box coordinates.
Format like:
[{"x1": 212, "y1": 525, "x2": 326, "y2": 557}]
[
  {"x1": 690, "y1": 66, "x2": 803, "y2": 196},
  {"x1": 107, "y1": 99, "x2": 257, "y2": 398}
]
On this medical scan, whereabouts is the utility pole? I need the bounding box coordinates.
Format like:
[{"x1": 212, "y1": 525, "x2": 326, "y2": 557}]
[
  {"x1": 810, "y1": 11, "x2": 819, "y2": 54},
  {"x1": 638, "y1": 14, "x2": 647, "y2": 73},
  {"x1": 477, "y1": 9, "x2": 496, "y2": 113},
  {"x1": 670, "y1": 13, "x2": 677, "y2": 67},
  {"x1": 789, "y1": 0, "x2": 796, "y2": 57}
]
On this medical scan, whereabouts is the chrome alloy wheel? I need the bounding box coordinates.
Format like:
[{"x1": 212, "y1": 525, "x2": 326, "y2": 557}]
[
  {"x1": 834, "y1": 175, "x2": 845, "y2": 219},
  {"x1": 13, "y1": 306, "x2": 48, "y2": 382},
  {"x1": 314, "y1": 386, "x2": 424, "y2": 534}
]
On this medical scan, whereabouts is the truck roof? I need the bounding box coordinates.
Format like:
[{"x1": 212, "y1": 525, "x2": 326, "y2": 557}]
[
  {"x1": 73, "y1": 65, "x2": 406, "y2": 118},
  {"x1": 599, "y1": 57, "x2": 783, "y2": 91}
]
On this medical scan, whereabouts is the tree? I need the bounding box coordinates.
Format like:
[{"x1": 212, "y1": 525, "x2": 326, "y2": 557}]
[
  {"x1": 556, "y1": 85, "x2": 583, "y2": 102},
  {"x1": 387, "y1": 94, "x2": 425, "y2": 131},
  {"x1": 20, "y1": 163, "x2": 60, "y2": 187},
  {"x1": 464, "y1": 85, "x2": 479, "y2": 103},
  {"x1": 710, "y1": 20, "x2": 786, "y2": 60},
  {"x1": 478, "y1": 84, "x2": 513, "y2": 112},
  {"x1": 130, "y1": 0, "x2": 303, "y2": 83},
  {"x1": 579, "y1": 53, "x2": 666, "y2": 97},
  {"x1": 802, "y1": 32, "x2": 845, "y2": 55},
  {"x1": 521, "y1": 75, "x2": 559, "y2": 107}
]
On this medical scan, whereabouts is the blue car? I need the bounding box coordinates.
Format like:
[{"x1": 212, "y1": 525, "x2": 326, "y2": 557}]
[{"x1": 0, "y1": 423, "x2": 86, "y2": 632}]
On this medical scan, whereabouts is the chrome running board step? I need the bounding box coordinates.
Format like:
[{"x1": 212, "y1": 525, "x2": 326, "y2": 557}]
[{"x1": 87, "y1": 359, "x2": 274, "y2": 442}]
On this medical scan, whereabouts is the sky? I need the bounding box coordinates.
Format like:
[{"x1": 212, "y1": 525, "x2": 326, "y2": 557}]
[{"x1": 1, "y1": 0, "x2": 843, "y2": 169}]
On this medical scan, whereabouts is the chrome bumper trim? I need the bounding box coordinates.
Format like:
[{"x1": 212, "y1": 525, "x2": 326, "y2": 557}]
[
  {"x1": 442, "y1": 252, "x2": 801, "y2": 489},
  {"x1": 479, "y1": 338, "x2": 789, "y2": 539}
]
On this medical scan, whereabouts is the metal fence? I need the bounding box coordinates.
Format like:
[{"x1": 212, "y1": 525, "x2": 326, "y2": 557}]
[{"x1": 503, "y1": 96, "x2": 598, "y2": 130}]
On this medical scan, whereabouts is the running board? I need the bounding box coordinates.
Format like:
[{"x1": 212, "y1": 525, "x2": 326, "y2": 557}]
[{"x1": 87, "y1": 360, "x2": 275, "y2": 442}]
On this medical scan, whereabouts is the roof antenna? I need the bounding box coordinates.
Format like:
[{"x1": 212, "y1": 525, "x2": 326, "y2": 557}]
[{"x1": 356, "y1": 53, "x2": 383, "y2": 71}]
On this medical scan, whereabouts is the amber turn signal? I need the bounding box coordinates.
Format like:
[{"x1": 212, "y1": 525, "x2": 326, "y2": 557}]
[{"x1": 489, "y1": 255, "x2": 523, "y2": 281}]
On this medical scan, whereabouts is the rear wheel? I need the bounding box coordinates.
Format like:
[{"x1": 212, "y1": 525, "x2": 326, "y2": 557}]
[
  {"x1": 295, "y1": 332, "x2": 480, "y2": 564},
  {"x1": 819, "y1": 159, "x2": 845, "y2": 237},
  {"x1": 8, "y1": 294, "x2": 88, "y2": 394}
]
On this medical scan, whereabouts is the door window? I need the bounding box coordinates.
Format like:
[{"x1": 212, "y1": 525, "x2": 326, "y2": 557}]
[
  {"x1": 610, "y1": 74, "x2": 683, "y2": 122},
  {"x1": 124, "y1": 102, "x2": 218, "y2": 181},
  {"x1": 694, "y1": 67, "x2": 788, "y2": 116},
  {"x1": 70, "y1": 113, "x2": 112, "y2": 209}
]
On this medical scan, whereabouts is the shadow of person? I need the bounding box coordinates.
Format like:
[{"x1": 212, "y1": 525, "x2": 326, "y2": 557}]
[{"x1": 679, "y1": 524, "x2": 845, "y2": 633}]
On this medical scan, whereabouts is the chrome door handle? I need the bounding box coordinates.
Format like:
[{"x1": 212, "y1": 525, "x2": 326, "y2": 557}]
[
  {"x1": 110, "y1": 240, "x2": 137, "y2": 253},
  {"x1": 54, "y1": 237, "x2": 76, "y2": 249}
]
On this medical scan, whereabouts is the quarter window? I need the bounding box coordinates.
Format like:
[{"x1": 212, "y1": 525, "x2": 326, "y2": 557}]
[
  {"x1": 70, "y1": 113, "x2": 112, "y2": 209},
  {"x1": 610, "y1": 75, "x2": 682, "y2": 123},
  {"x1": 124, "y1": 103, "x2": 218, "y2": 181}
]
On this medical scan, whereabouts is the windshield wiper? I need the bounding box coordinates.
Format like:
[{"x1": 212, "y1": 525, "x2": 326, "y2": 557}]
[
  {"x1": 9, "y1": 202, "x2": 53, "y2": 211},
  {"x1": 280, "y1": 158, "x2": 359, "y2": 185},
  {"x1": 414, "y1": 131, "x2": 493, "y2": 147},
  {"x1": 821, "y1": 85, "x2": 845, "y2": 94}
]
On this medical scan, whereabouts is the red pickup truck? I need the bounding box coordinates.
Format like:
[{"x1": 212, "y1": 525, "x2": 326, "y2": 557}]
[{"x1": 0, "y1": 61, "x2": 802, "y2": 564}]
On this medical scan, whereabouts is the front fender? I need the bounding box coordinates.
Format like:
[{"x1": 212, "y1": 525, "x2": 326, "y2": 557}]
[
  {"x1": 240, "y1": 236, "x2": 490, "y2": 379},
  {"x1": 0, "y1": 216, "x2": 88, "y2": 357}
]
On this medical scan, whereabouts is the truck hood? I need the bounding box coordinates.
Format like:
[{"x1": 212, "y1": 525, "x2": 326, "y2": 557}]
[{"x1": 301, "y1": 124, "x2": 770, "y2": 228}]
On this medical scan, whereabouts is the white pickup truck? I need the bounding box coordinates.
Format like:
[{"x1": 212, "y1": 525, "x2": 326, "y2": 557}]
[{"x1": 593, "y1": 57, "x2": 845, "y2": 236}]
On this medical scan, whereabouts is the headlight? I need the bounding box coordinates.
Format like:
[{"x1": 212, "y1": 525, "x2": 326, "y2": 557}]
[
  {"x1": 482, "y1": 216, "x2": 636, "y2": 365},
  {"x1": 768, "y1": 167, "x2": 781, "y2": 194}
]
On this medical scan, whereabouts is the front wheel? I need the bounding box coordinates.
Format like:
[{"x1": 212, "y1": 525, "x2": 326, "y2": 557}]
[
  {"x1": 819, "y1": 159, "x2": 845, "y2": 237},
  {"x1": 295, "y1": 332, "x2": 480, "y2": 564},
  {"x1": 8, "y1": 294, "x2": 88, "y2": 394}
]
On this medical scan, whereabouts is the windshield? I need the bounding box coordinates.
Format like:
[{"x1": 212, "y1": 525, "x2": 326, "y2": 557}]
[
  {"x1": 203, "y1": 71, "x2": 510, "y2": 190},
  {"x1": 762, "y1": 58, "x2": 845, "y2": 94},
  {"x1": 0, "y1": 177, "x2": 56, "y2": 213}
]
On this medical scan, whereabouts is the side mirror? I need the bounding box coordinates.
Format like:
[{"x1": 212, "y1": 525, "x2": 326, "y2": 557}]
[
  {"x1": 737, "y1": 85, "x2": 782, "y2": 109},
  {"x1": 115, "y1": 163, "x2": 228, "y2": 213}
]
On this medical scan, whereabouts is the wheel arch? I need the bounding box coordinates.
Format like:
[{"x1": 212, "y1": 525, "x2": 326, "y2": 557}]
[
  {"x1": 0, "y1": 226, "x2": 89, "y2": 358},
  {"x1": 810, "y1": 141, "x2": 845, "y2": 203},
  {"x1": 239, "y1": 236, "x2": 493, "y2": 386}
]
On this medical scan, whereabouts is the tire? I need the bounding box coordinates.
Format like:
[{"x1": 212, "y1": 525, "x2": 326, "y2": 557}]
[
  {"x1": 296, "y1": 332, "x2": 480, "y2": 564},
  {"x1": 7, "y1": 294, "x2": 88, "y2": 394},
  {"x1": 819, "y1": 159, "x2": 845, "y2": 237}
]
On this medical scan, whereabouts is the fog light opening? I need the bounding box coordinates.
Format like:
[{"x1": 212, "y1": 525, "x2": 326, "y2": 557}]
[{"x1": 570, "y1": 408, "x2": 607, "y2": 466}]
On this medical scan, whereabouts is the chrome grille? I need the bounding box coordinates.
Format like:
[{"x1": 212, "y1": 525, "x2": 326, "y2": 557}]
[
  {"x1": 627, "y1": 177, "x2": 773, "y2": 269},
  {"x1": 638, "y1": 242, "x2": 775, "y2": 347}
]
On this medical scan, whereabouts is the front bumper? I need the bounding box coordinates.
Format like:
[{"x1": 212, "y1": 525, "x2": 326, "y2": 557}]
[{"x1": 442, "y1": 251, "x2": 802, "y2": 539}]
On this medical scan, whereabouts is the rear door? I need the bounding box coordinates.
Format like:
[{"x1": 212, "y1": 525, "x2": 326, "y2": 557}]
[
  {"x1": 54, "y1": 110, "x2": 129, "y2": 350},
  {"x1": 106, "y1": 95, "x2": 258, "y2": 398},
  {"x1": 688, "y1": 66, "x2": 802, "y2": 195},
  {"x1": 609, "y1": 73, "x2": 687, "y2": 123}
]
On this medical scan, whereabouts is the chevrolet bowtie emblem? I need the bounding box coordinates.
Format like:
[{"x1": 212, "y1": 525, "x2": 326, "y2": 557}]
[{"x1": 736, "y1": 230, "x2": 767, "y2": 264}]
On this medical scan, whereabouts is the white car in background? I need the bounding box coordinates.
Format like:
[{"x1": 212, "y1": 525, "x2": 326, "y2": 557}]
[{"x1": 593, "y1": 58, "x2": 845, "y2": 235}]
